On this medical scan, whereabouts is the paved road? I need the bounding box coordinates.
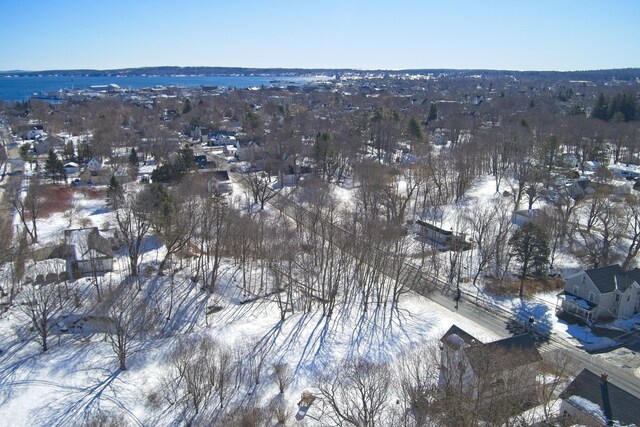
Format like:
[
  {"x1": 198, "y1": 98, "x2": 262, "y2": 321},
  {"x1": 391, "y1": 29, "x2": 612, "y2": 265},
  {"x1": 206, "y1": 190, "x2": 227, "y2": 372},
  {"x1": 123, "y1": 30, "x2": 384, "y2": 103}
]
[
  {"x1": 231, "y1": 173, "x2": 640, "y2": 398},
  {"x1": 0, "y1": 122, "x2": 25, "y2": 242}
]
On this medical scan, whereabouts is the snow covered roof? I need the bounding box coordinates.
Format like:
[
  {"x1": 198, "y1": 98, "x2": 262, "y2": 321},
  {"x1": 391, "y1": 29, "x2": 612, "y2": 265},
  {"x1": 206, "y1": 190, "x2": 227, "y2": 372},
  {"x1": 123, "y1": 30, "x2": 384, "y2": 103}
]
[
  {"x1": 440, "y1": 325, "x2": 481, "y2": 348},
  {"x1": 64, "y1": 228, "x2": 113, "y2": 261},
  {"x1": 567, "y1": 395, "x2": 607, "y2": 425},
  {"x1": 563, "y1": 294, "x2": 596, "y2": 311},
  {"x1": 561, "y1": 368, "x2": 640, "y2": 426}
]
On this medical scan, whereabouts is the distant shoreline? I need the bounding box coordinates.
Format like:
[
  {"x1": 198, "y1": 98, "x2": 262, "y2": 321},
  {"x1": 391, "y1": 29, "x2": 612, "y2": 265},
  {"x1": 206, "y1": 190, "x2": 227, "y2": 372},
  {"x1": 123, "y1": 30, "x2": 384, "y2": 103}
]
[{"x1": 1, "y1": 66, "x2": 640, "y2": 80}]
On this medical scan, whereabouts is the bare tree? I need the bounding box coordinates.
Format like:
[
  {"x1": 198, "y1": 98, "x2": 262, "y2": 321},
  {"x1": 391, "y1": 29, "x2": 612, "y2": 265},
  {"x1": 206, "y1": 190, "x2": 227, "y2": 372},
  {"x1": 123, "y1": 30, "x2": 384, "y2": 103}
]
[
  {"x1": 239, "y1": 171, "x2": 280, "y2": 210},
  {"x1": 101, "y1": 281, "x2": 154, "y2": 370},
  {"x1": 318, "y1": 359, "x2": 392, "y2": 427},
  {"x1": 113, "y1": 189, "x2": 153, "y2": 277},
  {"x1": 7, "y1": 178, "x2": 45, "y2": 244},
  {"x1": 161, "y1": 336, "x2": 237, "y2": 423},
  {"x1": 20, "y1": 283, "x2": 63, "y2": 352},
  {"x1": 395, "y1": 340, "x2": 441, "y2": 427},
  {"x1": 621, "y1": 194, "x2": 640, "y2": 270},
  {"x1": 273, "y1": 362, "x2": 293, "y2": 394}
]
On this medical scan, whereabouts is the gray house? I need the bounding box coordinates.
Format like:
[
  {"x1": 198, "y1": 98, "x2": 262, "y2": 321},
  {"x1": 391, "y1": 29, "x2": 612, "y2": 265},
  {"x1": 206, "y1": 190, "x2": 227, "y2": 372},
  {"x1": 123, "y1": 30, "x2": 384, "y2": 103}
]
[
  {"x1": 560, "y1": 369, "x2": 640, "y2": 426},
  {"x1": 439, "y1": 325, "x2": 542, "y2": 413},
  {"x1": 64, "y1": 227, "x2": 114, "y2": 279},
  {"x1": 559, "y1": 264, "x2": 640, "y2": 321}
]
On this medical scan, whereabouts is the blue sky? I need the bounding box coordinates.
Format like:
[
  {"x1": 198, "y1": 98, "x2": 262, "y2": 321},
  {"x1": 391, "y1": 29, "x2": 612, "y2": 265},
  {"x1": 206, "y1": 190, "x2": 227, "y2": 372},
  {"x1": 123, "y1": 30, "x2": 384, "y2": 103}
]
[{"x1": 1, "y1": 0, "x2": 639, "y2": 71}]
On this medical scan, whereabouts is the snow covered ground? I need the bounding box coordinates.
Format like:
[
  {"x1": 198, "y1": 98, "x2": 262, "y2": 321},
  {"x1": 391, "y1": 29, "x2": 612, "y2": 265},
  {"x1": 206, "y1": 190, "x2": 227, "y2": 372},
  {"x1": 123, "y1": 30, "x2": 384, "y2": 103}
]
[
  {"x1": 2, "y1": 165, "x2": 640, "y2": 425},
  {"x1": 0, "y1": 178, "x2": 507, "y2": 425}
]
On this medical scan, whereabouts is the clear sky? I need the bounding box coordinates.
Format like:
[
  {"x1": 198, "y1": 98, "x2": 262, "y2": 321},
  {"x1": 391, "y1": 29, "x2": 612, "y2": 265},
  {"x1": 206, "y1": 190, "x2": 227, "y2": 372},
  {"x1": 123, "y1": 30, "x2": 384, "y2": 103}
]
[{"x1": 1, "y1": 0, "x2": 639, "y2": 72}]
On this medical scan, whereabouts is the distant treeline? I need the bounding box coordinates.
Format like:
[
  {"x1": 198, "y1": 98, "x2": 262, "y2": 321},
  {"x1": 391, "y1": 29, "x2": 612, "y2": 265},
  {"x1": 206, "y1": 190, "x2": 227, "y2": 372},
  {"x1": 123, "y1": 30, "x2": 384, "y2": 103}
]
[
  {"x1": 2, "y1": 66, "x2": 640, "y2": 81},
  {"x1": 592, "y1": 92, "x2": 638, "y2": 122}
]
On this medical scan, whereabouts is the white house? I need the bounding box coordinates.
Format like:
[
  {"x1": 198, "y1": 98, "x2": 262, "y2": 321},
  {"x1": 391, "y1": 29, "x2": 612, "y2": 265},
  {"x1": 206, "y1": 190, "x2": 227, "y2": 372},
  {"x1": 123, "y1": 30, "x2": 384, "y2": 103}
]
[
  {"x1": 86, "y1": 157, "x2": 103, "y2": 173},
  {"x1": 26, "y1": 125, "x2": 45, "y2": 140},
  {"x1": 439, "y1": 326, "x2": 542, "y2": 412},
  {"x1": 64, "y1": 228, "x2": 113, "y2": 279},
  {"x1": 558, "y1": 264, "x2": 640, "y2": 321},
  {"x1": 63, "y1": 162, "x2": 80, "y2": 175}
]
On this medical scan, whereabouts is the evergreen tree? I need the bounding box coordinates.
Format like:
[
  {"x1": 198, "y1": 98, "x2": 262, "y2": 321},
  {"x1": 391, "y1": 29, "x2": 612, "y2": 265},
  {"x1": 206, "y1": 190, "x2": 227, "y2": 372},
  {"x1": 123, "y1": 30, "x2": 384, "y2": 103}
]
[
  {"x1": 427, "y1": 103, "x2": 437, "y2": 122},
  {"x1": 44, "y1": 149, "x2": 66, "y2": 183},
  {"x1": 407, "y1": 116, "x2": 424, "y2": 142},
  {"x1": 182, "y1": 98, "x2": 192, "y2": 115},
  {"x1": 592, "y1": 93, "x2": 609, "y2": 120},
  {"x1": 129, "y1": 147, "x2": 139, "y2": 166},
  {"x1": 106, "y1": 175, "x2": 124, "y2": 209},
  {"x1": 508, "y1": 222, "x2": 550, "y2": 299},
  {"x1": 63, "y1": 141, "x2": 76, "y2": 163}
]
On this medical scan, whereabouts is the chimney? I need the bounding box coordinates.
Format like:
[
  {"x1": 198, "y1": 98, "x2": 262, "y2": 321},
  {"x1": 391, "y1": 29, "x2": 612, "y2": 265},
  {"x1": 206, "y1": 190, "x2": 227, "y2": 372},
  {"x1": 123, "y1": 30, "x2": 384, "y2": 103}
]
[{"x1": 600, "y1": 373, "x2": 613, "y2": 426}]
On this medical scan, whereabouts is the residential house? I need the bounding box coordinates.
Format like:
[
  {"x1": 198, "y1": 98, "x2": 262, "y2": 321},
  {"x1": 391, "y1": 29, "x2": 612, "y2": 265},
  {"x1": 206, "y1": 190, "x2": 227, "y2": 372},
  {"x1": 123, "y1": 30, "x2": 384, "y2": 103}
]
[
  {"x1": 439, "y1": 326, "x2": 542, "y2": 414},
  {"x1": 511, "y1": 209, "x2": 545, "y2": 227},
  {"x1": 210, "y1": 132, "x2": 237, "y2": 147},
  {"x1": 86, "y1": 157, "x2": 103, "y2": 173},
  {"x1": 34, "y1": 135, "x2": 64, "y2": 155},
  {"x1": 26, "y1": 125, "x2": 44, "y2": 140},
  {"x1": 201, "y1": 170, "x2": 232, "y2": 194},
  {"x1": 63, "y1": 162, "x2": 80, "y2": 175},
  {"x1": 78, "y1": 157, "x2": 110, "y2": 185},
  {"x1": 570, "y1": 179, "x2": 597, "y2": 199},
  {"x1": 558, "y1": 264, "x2": 640, "y2": 321},
  {"x1": 560, "y1": 369, "x2": 640, "y2": 426},
  {"x1": 415, "y1": 220, "x2": 468, "y2": 250},
  {"x1": 64, "y1": 228, "x2": 114, "y2": 279}
]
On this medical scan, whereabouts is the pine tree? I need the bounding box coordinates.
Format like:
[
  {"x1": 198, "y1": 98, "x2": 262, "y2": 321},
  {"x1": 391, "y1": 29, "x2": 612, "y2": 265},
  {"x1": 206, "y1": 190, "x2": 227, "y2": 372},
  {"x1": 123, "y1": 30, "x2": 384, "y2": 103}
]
[
  {"x1": 407, "y1": 116, "x2": 424, "y2": 142},
  {"x1": 129, "y1": 147, "x2": 139, "y2": 166},
  {"x1": 106, "y1": 175, "x2": 124, "y2": 209},
  {"x1": 427, "y1": 103, "x2": 437, "y2": 122},
  {"x1": 182, "y1": 98, "x2": 192, "y2": 114},
  {"x1": 592, "y1": 93, "x2": 609, "y2": 120},
  {"x1": 44, "y1": 149, "x2": 66, "y2": 183},
  {"x1": 509, "y1": 222, "x2": 550, "y2": 299}
]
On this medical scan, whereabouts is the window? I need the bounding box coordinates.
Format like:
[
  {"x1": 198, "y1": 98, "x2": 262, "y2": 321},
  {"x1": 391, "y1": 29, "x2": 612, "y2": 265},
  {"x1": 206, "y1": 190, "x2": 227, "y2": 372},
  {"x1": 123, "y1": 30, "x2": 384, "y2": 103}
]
[
  {"x1": 615, "y1": 293, "x2": 621, "y2": 302},
  {"x1": 582, "y1": 275, "x2": 586, "y2": 284},
  {"x1": 589, "y1": 292, "x2": 595, "y2": 302},
  {"x1": 573, "y1": 285, "x2": 579, "y2": 295},
  {"x1": 627, "y1": 295, "x2": 631, "y2": 302}
]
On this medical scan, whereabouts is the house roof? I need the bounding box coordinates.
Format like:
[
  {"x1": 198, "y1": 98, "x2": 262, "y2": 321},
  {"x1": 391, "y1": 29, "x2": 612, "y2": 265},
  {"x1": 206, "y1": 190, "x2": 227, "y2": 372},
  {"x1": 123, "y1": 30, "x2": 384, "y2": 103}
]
[
  {"x1": 585, "y1": 264, "x2": 640, "y2": 294},
  {"x1": 441, "y1": 325, "x2": 481, "y2": 348},
  {"x1": 464, "y1": 334, "x2": 542, "y2": 374},
  {"x1": 560, "y1": 368, "x2": 640, "y2": 426},
  {"x1": 416, "y1": 220, "x2": 453, "y2": 236},
  {"x1": 65, "y1": 227, "x2": 113, "y2": 261}
]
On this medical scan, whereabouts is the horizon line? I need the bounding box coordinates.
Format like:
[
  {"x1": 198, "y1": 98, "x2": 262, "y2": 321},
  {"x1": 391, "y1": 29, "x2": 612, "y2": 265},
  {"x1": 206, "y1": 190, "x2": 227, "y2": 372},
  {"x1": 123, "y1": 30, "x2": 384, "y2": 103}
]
[{"x1": 2, "y1": 65, "x2": 640, "y2": 74}]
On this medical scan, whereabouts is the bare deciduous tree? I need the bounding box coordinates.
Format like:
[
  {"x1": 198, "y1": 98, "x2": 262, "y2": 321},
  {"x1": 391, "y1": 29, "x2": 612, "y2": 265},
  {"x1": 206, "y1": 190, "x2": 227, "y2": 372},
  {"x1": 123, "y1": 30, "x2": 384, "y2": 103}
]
[
  {"x1": 101, "y1": 281, "x2": 154, "y2": 371},
  {"x1": 318, "y1": 359, "x2": 391, "y2": 427},
  {"x1": 20, "y1": 283, "x2": 63, "y2": 352}
]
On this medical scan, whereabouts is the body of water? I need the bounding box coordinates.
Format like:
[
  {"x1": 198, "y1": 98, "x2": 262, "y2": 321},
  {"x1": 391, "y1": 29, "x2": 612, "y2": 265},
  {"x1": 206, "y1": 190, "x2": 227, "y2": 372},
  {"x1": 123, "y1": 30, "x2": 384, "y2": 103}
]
[{"x1": 0, "y1": 74, "x2": 330, "y2": 101}]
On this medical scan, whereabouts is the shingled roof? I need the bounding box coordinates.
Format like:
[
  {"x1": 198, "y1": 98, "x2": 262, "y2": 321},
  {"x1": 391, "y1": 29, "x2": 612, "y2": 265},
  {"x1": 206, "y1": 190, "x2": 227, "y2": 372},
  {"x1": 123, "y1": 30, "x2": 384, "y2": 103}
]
[
  {"x1": 464, "y1": 334, "x2": 542, "y2": 374},
  {"x1": 441, "y1": 325, "x2": 481, "y2": 349},
  {"x1": 441, "y1": 326, "x2": 542, "y2": 374},
  {"x1": 560, "y1": 368, "x2": 640, "y2": 426},
  {"x1": 585, "y1": 264, "x2": 640, "y2": 293}
]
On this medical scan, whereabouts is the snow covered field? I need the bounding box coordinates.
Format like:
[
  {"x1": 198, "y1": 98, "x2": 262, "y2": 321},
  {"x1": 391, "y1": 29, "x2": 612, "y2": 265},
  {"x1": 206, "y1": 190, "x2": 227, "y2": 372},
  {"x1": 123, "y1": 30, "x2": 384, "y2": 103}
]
[{"x1": 2, "y1": 163, "x2": 640, "y2": 425}]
